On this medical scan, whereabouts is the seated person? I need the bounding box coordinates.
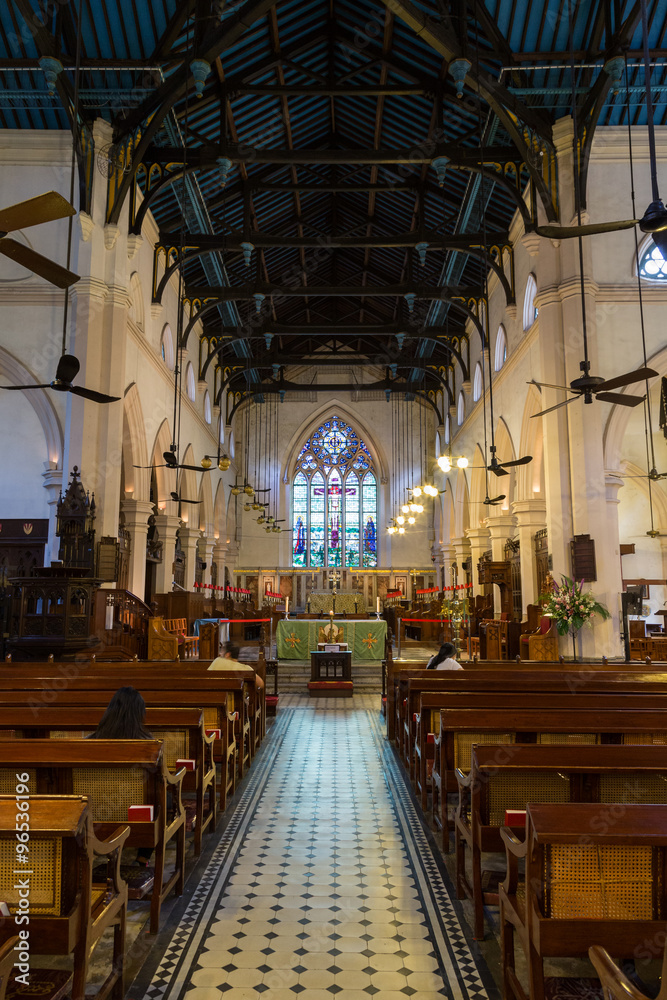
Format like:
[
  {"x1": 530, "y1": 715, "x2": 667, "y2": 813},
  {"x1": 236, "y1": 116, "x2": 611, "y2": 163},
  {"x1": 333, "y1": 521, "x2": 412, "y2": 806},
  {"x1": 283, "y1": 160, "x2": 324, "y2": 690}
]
[
  {"x1": 426, "y1": 642, "x2": 462, "y2": 670},
  {"x1": 89, "y1": 686, "x2": 155, "y2": 866},
  {"x1": 209, "y1": 641, "x2": 264, "y2": 689}
]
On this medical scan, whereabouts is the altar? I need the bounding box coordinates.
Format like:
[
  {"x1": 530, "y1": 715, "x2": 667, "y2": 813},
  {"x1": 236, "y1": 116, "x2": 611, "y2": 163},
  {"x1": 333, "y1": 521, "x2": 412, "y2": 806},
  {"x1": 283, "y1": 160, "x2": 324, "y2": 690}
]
[
  {"x1": 306, "y1": 592, "x2": 364, "y2": 615},
  {"x1": 276, "y1": 618, "x2": 386, "y2": 661}
]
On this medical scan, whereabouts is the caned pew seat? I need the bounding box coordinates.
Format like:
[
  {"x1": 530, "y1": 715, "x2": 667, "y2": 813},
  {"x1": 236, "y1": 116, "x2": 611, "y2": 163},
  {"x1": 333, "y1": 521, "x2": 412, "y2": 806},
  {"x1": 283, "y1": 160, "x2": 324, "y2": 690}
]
[
  {"x1": 0, "y1": 795, "x2": 128, "y2": 1000},
  {"x1": 500, "y1": 803, "x2": 667, "y2": 1000},
  {"x1": 0, "y1": 742, "x2": 184, "y2": 935}
]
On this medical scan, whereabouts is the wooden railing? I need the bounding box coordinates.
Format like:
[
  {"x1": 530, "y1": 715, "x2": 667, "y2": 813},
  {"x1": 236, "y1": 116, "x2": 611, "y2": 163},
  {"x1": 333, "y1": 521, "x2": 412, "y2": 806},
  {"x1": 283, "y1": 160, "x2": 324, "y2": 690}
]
[{"x1": 92, "y1": 589, "x2": 153, "y2": 659}]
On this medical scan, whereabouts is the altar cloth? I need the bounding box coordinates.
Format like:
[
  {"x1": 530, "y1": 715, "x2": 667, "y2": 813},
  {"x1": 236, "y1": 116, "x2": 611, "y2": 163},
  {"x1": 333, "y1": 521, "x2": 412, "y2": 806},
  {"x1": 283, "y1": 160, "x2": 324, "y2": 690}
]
[{"x1": 276, "y1": 618, "x2": 386, "y2": 661}]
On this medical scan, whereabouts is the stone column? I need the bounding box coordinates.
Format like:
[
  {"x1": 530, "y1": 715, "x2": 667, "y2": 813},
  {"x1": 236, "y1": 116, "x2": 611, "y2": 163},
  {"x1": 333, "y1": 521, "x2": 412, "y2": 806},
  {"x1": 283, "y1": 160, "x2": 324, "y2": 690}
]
[
  {"x1": 450, "y1": 535, "x2": 471, "y2": 587},
  {"x1": 120, "y1": 497, "x2": 154, "y2": 598},
  {"x1": 465, "y1": 526, "x2": 491, "y2": 597},
  {"x1": 512, "y1": 499, "x2": 547, "y2": 614},
  {"x1": 42, "y1": 464, "x2": 63, "y2": 566},
  {"x1": 178, "y1": 526, "x2": 202, "y2": 592},
  {"x1": 153, "y1": 513, "x2": 181, "y2": 595},
  {"x1": 484, "y1": 514, "x2": 516, "y2": 614},
  {"x1": 200, "y1": 537, "x2": 216, "y2": 586}
]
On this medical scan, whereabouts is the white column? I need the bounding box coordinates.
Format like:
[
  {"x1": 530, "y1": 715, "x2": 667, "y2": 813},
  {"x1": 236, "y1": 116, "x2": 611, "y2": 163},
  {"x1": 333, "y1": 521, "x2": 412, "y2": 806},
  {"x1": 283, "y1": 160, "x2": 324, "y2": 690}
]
[
  {"x1": 120, "y1": 497, "x2": 154, "y2": 598},
  {"x1": 201, "y1": 537, "x2": 216, "y2": 586},
  {"x1": 484, "y1": 514, "x2": 516, "y2": 614},
  {"x1": 465, "y1": 527, "x2": 491, "y2": 597},
  {"x1": 450, "y1": 535, "x2": 471, "y2": 587},
  {"x1": 178, "y1": 526, "x2": 202, "y2": 592},
  {"x1": 42, "y1": 464, "x2": 63, "y2": 566},
  {"x1": 153, "y1": 513, "x2": 181, "y2": 594},
  {"x1": 212, "y1": 541, "x2": 227, "y2": 590},
  {"x1": 512, "y1": 499, "x2": 547, "y2": 614}
]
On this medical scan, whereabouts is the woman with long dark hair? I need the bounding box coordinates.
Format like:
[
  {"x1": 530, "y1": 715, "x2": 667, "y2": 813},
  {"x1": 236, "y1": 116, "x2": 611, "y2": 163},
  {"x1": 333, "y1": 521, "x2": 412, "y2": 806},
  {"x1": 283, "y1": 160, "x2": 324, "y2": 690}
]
[
  {"x1": 90, "y1": 686, "x2": 154, "y2": 865},
  {"x1": 89, "y1": 686, "x2": 153, "y2": 740}
]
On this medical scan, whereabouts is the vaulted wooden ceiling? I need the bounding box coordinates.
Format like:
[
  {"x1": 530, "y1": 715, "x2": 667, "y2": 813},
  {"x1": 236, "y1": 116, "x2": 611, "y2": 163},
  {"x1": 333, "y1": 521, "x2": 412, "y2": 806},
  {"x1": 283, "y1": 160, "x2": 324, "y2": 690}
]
[{"x1": 2, "y1": 0, "x2": 666, "y2": 414}]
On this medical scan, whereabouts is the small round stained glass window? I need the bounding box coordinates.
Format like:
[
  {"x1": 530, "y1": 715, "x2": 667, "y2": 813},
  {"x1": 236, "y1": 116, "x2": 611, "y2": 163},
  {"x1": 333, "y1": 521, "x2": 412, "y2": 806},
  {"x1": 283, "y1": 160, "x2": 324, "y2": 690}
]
[{"x1": 639, "y1": 240, "x2": 667, "y2": 281}]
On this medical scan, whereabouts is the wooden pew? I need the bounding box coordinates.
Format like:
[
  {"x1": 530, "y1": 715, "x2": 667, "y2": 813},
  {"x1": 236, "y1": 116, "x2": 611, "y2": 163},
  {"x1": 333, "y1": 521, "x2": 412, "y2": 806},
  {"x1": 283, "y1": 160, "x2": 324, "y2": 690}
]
[
  {"x1": 0, "y1": 741, "x2": 185, "y2": 935},
  {"x1": 0, "y1": 706, "x2": 217, "y2": 857},
  {"x1": 416, "y1": 688, "x2": 667, "y2": 816},
  {"x1": 0, "y1": 664, "x2": 258, "y2": 788},
  {"x1": 500, "y1": 803, "x2": 667, "y2": 1000},
  {"x1": 0, "y1": 794, "x2": 128, "y2": 1000},
  {"x1": 433, "y1": 705, "x2": 667, "y2": 843},
  {"x1": 456, "y1": 743, "x2": 667, "y2": 940},
  {"x1": 162, "y1": 618, "x2": 199, "y2": 658}
]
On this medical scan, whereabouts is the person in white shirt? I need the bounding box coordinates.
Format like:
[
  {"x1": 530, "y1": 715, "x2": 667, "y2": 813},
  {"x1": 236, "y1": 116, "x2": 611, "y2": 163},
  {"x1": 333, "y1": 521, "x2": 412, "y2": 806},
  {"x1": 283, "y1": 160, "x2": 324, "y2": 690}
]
[
  {"x1": 426, "y1": 642, "x2": 462, "y2": 670},
  {"x1": 208, "y1": 642, "x2": 265, "y2": 690}
]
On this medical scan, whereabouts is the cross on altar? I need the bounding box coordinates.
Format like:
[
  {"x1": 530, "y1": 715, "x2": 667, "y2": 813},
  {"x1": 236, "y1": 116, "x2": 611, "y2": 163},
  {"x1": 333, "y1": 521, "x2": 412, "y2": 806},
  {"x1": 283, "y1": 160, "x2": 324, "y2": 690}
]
[{"x1": 328, "y1": 568, "x2": 341, "y2": 593}]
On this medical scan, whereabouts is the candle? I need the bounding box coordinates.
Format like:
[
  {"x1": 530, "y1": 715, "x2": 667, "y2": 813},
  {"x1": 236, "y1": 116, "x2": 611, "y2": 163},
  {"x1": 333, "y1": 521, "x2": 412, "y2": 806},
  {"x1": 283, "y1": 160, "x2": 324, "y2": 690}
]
[
  {"x1": 376, "y1": 597, "x2": 380, "y2": 613},
  {"x1": 285, "y1": 596, "x2": 289, "y2": 614}
]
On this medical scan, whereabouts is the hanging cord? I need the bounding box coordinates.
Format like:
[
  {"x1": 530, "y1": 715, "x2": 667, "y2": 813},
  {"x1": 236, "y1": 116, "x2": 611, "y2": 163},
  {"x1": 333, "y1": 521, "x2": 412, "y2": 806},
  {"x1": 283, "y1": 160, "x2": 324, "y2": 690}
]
[
  {"x1": 625, "y1": 51, "x2": 659, "y2": 474},
  {"x1": 60, "y1": 0, "x2": 84, "y2": 357},
  {"x1": 642, "y1": 396, "x2": 659, "y2": 533},
  {"x1": 567, "y1": 0, "x2": 591, "y2": 370}
]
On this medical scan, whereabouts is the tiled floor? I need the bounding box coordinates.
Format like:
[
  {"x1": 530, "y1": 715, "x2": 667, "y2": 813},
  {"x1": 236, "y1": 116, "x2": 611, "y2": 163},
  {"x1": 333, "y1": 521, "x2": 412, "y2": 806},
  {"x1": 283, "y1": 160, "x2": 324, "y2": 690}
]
[{"x1": 132, "y1": 695, "x2": 497, "y2": 1000}]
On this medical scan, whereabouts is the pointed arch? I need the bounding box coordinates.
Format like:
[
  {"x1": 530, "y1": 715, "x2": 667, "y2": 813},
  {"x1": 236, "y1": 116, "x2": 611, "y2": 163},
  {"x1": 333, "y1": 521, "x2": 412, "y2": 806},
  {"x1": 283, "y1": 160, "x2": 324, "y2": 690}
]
[
  {"x1": 516, "y1": 383, "x2": 545, "y2": 501},
  {"x1": 453, "y1": 468, "x2": 470, "y2": 537},
  {"x1": 178, "y1": 444, "x2": 198, "y2": 523},
  {"x1": 197, "y1": 468, "x2": 214, "y2": 535},
  {"x1": 214, "y1": 479, "x2": 227, "y2": 541},
  {"x1": 469, "y1": 443, "x2": 488, "y2": 513},
  {"x1": 0, "y1": 345, "x2": 63, "y2": 466},
  {"x1": 281, "y1": 398, "x2": 389, "y2": 483},
  {"x1": 122, "y1": 383, "x2": 150, "y2": 501},
  {"x1": 149, "y1": 419, "x2": 177, "y2": 510},
  {"x1": 604, "y1": 351, "x2": 664, "y2": 471}
]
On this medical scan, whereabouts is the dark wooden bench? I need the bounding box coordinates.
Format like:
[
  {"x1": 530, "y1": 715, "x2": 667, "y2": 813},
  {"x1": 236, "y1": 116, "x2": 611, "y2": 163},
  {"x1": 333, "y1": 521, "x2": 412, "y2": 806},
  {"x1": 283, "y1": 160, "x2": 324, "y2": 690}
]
[
  {"x1": 0, "y1": 741, "x2": 185, "y2": 934},
  {"x1": 456, "y1": 743, "x2": 667, "y2": 939},
  {"x1": 415, "y1": 688, "x2": 667, "y2": 818},
  {"x1": 433, "y1": 706, "x2": 667, "y2": 844},
  {"x1": 0, "y1": 794, "x2": 128, "y2": 1000},
  {"x1": 0, "y1": 706, "x2": 217, "y2": 857},
  {"x1": 500, "y1": 803, "x2": 667, "y2": 1000}
]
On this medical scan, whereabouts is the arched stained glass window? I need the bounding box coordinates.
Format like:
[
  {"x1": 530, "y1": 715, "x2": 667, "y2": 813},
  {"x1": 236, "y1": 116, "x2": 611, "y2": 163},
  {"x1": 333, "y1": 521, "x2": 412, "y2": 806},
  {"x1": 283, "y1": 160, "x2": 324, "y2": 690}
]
[{"x1": 291, "y1": 415, "x2": 378, "y2": 568}]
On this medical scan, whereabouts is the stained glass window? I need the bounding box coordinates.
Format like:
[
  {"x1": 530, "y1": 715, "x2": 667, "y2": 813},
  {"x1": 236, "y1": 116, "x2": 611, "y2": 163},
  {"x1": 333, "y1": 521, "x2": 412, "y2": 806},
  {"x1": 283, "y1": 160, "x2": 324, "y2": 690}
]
[
  {"x1": 639, "y1": 240, "x2": 667, "y2": 280},
  {"x1": 291, "y1": 415, "x2": 378, "y2": 567}
]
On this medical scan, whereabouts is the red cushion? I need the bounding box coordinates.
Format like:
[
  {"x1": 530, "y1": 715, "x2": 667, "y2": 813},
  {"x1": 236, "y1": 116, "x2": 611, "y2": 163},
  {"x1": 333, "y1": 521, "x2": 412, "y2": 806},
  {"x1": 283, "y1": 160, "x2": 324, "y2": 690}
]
[
  {"x1": 266, "y1": 696, "x2": 279, "y2": 706},
  {"x1": 539, "y1": 616, "x2": 552, "y2": 634},
  {"x1": 307, "y1": 681, "x2": 353, "y2": 690}
]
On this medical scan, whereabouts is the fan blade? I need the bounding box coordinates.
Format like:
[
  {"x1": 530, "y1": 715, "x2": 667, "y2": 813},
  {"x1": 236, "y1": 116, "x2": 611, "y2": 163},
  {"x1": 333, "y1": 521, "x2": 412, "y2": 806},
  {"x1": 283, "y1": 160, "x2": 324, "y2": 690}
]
[
  {"x1": 595, "y1": 391, "x2": 645, "y2": 407},
  {"x1": 535, "y1": 220, "x2": 637, "y2": 239},
  {"x1": 133, "y1": 463, "x2": 168, "y2": 469},
  {"x1": 488, "y1": 464, "x2": 509, "y2": 477},
  {"x1": 55, "y1": 354, "x2": 80, "y2": 383},
  {"x1": 0, "y1": 383, "x2": 51, "y2": 390},
  {"x1": 0, "y1": 192, "x2": 76, "y2": 233},
  {"x1": 0, "y1": 238, "x2": 79, "y2": 288},
  {"x1": 254, "y1": 488, "x2": 271, "y2": 492},
  {"x1": 69, "y1": 385, "x2": 121, "y2": 403},
  {"x1": 527, "y1": 379, "x2": 574, "y2": 392},
  {"x1": 500, "y1": 455, "x2": 533, "y2": 469},
  {"x1": 532, "y1": 396, "x2": 579, "y2": 418},
  {"x1": 483, "y1": 494, "x2": 506, "y2": 505},
  {"x1": 163, "y1": 452, "x2": 178, "y2": 467},
  {"x1": 179, "y1": 497, "x2": 203, "y2": 505},
  {"x1": 178, "y1": 462, "x2": 214, "y2": 472},
  {"x1": 596, "y1": 367, "x2": 659, "y2": 392}
]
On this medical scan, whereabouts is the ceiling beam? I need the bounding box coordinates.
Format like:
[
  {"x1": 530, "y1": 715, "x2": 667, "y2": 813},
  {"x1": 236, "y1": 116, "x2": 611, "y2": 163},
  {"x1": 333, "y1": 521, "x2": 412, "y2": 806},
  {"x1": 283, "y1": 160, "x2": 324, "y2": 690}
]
[
  {"x1": 143, "y1": 143, "x2": 520, "y2": 167},
  {"x1": 159, "y1": 228, "x2": 508, "y2": 249},
  {"x1": 231, "y1": 84, "x2": 429, "y2": 96},
  {"x1": 185, "y1": 282, "x2": 476, "y2": 298}
]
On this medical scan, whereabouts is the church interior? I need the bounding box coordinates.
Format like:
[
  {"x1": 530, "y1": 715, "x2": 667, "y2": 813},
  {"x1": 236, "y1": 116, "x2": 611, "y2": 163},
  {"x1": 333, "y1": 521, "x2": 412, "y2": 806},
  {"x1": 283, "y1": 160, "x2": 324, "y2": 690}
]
[{"x1": 3, "y1": 0, "x2": 667, "y2": 998}]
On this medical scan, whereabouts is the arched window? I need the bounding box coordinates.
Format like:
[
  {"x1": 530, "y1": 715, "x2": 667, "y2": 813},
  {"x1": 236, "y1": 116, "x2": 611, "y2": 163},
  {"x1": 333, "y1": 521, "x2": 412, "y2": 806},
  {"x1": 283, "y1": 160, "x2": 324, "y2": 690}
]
[
  {"x1": 472, "y1": 362, "x2": 483, "y2": 402},
  {"x1": 204, "y1": 390, "x2": 212, "y2": 424},
  {"x1": 186, "y1": 362, "x2": 196, "y2": 402},
  {"x1": 457, "y1": 391, "x2": 465, "y2": 426},
  {"x1": 292, "y1": 414, "x2": 377, "y2": 569},
  {"x1": 160, "y1": 325, "x2": 174, "y2": 369},
  {"x1": 495, "y1": 324, "x2": 507, "y2": 370},
  {"x1": 444, "y1": 414, "x2": 451, "y2": 445},
  {"x1": 638, "y1": 238, "x2": 667, "y2": 281},
  {"x1": 523, "y1": 273, "x2": 538, "y2": 331}
]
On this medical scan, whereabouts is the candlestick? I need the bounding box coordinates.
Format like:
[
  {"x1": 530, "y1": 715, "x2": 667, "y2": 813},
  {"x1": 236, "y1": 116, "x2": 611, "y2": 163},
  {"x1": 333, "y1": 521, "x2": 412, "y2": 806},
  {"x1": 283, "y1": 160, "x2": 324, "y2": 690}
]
[{"x1": 376, "y1": 597, "x2": 381, "y2": 613}]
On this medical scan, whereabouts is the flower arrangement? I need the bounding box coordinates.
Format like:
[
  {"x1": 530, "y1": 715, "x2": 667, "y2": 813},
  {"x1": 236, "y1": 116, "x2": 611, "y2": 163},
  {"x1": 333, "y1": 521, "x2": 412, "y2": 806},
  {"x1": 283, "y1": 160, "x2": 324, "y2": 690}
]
[{"x1": 541, "y1": 575, "x2": 611, "y2": 660}]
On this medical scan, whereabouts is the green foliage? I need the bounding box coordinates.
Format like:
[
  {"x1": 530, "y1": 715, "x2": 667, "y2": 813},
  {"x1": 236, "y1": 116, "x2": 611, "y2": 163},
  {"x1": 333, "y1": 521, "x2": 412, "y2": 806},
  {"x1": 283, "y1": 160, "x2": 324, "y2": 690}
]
[{"x1": 541, "y1": 575, "x2": 611, "y2": 637}]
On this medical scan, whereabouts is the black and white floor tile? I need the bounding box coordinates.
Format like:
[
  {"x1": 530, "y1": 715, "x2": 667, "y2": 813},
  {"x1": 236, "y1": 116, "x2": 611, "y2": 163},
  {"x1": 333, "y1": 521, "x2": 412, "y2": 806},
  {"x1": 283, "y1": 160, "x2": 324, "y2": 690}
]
[{"x1": 134, "y1": 695, "x2": 497, "y2": 1000}]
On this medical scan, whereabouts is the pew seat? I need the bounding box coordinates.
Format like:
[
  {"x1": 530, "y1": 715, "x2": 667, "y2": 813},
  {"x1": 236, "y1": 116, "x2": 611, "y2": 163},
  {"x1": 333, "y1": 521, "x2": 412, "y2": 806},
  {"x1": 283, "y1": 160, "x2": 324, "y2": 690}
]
[
  {"x1": 500, "y1": 803, "x2": 667, "y2": 1000},
  {"x1": 0, "y1": 795, "x2": 128, "y2": 1000}
]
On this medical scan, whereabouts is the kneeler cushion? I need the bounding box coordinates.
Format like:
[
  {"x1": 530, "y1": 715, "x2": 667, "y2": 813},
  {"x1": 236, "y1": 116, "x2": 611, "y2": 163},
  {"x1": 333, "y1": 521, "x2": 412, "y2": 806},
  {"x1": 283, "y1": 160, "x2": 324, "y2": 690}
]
[
  {"x1": 93, "y1": 863, "x2": 155, "y2": 899},
  {"x1": 6, "y1": 969, "x2": 72, "y2": 1000}
]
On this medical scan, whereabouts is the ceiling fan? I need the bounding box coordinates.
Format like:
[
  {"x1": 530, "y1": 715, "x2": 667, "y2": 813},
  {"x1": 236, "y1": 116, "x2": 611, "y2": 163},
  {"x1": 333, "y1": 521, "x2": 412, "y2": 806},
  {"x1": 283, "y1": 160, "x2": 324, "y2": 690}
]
[
  {"x1": 529, "y1": 368, "x2": 658, "y2": 418},
  {"x1": 465, "y1": 493, "x2": 507, "y2": 506},
  {"x1": 473, "y1": 445, "x2": 533, "y2": 478},
  {"x1": 0, "y1": 191, "x2": 80, "y2": 288},
  {"x1": 0, "y1": 353, "x2": 119, "y2": 404},
  {"x1": 161, "y1": 491, "x2": 202, "y2": 505}
]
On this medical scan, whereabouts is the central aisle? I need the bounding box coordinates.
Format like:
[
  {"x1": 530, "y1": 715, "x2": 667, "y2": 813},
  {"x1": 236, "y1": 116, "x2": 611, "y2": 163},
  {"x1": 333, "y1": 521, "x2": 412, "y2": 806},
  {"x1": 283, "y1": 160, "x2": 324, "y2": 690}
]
[{"x1": 138, "y1": 695, "x2": 495, "y2": 1000}]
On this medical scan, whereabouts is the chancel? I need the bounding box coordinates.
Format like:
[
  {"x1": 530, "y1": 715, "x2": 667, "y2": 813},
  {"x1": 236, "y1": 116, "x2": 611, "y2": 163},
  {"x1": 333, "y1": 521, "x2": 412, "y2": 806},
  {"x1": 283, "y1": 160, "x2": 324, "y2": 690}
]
[{"x1": 4, "y1": 1, "x2": 667, "y2": 998}]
